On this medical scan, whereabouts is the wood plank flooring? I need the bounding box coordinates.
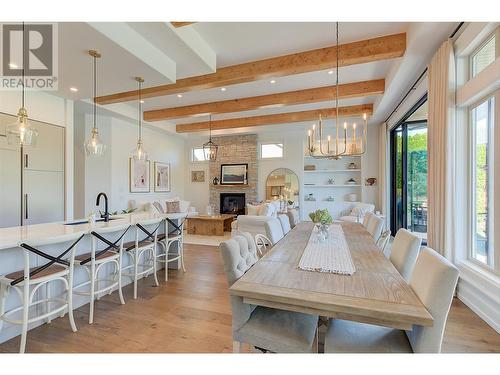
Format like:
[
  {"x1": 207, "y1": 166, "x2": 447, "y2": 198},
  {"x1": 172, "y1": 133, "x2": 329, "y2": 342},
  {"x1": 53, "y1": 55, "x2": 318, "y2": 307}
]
[{"x1": 0, "y1": 244, "x2": 498, "y2": 353}]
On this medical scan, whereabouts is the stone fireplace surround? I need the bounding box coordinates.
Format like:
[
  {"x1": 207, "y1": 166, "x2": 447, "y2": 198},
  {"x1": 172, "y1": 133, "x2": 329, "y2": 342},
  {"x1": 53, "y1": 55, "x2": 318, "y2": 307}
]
[{"x1": 209, "y1": 134, "x2": 257, "y2": 214}]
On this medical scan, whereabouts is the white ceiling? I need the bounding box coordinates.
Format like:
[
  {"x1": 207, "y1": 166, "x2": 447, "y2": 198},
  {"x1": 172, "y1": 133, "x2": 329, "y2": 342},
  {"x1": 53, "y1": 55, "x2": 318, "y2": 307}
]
[{"x1": 48, "y1": 22, "x2": 457, "y2": 136}]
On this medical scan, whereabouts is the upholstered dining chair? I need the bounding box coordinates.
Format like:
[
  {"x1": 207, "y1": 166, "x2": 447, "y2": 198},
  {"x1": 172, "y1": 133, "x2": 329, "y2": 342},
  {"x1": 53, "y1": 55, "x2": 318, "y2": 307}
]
[
  {"x1": 278, "y1": 214, "x2": 291, "y2": 235},
  {"x1": 264, "y1": 218, "x2": 285, "y2": 245},
  {"x1": 324, "y1": 247, "x2": 459, "y2": 353},
  {"x1": 362, "y1": 211, "x2": 373, "y2": 228},
  {"x1": 219, "y1": 233, "x2": 319, "y2": 353},
  {"x1": 286, "y1": 209, "x2": 300, "y2": 228},
  {"x1": 389, "y1": 228, "x2": 422, "y2": 282},
  {"x1": 366, "y1": 215, "x2": 384, "y2": 242}
]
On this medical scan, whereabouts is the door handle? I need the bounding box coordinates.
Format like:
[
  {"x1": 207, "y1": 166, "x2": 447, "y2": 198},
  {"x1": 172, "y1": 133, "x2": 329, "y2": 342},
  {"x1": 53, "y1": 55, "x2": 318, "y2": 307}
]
[
  {"x1": 24, "y1": 194, "x2": 29, "y2": 220},
  {"x1": 24, "y1": 154, "x2": 28, "y2": 168}
]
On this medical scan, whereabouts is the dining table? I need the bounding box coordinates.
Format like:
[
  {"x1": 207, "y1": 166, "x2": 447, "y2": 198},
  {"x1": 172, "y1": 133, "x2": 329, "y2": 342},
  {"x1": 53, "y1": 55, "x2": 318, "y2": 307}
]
[{"x1": 229, "y1": 221, "x2": 433, "y2": 330}]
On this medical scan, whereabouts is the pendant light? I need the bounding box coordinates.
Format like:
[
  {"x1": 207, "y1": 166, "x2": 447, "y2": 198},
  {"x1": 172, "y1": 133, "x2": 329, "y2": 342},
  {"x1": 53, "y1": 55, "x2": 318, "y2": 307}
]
[
  {"x1": 306, "y1": 22, "x2": 368, "y2": 160},
  {"x1": 84, "y1": 50, "x2": 106, "y2": 156},
  {"x1": 6, "y1": 22, "x2": 39, "y2": 147},
  {"x1": 131, "y1": 77, "x2": 148, "y2": 161},
  {"x1": 202, "y1": 114, "x2": 218, "y2": 161}
]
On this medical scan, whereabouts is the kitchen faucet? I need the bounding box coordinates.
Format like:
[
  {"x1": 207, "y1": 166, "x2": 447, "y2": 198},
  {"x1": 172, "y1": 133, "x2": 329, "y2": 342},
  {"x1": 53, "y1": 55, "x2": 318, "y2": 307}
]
[{"x1": 96, "y1": 192, "x2": 110, "y2": 222}]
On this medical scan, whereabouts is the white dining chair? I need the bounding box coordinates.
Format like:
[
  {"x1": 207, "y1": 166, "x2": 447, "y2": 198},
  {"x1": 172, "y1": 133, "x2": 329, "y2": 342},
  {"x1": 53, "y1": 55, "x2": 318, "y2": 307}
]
[
  {"x1": 324, "y1": 246, "x2": 459, "y2": 353},
  {"x1": 278, "y1": 214, "x2": 291, "y2": 235},
  {"x1": 0, "y1": 232, "x2": 85, "y2": 353},
  {"x1": 73, "y1": 224, "x2": 130, "y2": 324},
  {"x1": 254, "y1": 233, "x2": 273, "y2": 257},
  {"x1": 390, "y1": 228, "x2": 422, "y2": 282},
  {"x1": 122, "y1": 217, "x2": 163, "y2": 299},
  {"x1": 362, "y1": 211, "x2": 373, "y2": 228},
  {"x1": 286, "y1": 209, "x2": 300, "y2": 228},
  {"x1": 219, "y1": 233, "x2": 318, "y2": 353},
  {"x1": 264, "y1": 218, "x2": 285, "y2": 245},
  {"x1": 366, "y1": 215, "x2": 384, "y2": 242}
]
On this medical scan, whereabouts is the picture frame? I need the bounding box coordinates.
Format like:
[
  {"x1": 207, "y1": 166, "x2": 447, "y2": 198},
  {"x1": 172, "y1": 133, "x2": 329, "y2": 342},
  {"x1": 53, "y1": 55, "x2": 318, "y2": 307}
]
[
  {"x1": 154, "y1": 162, "x2": 171, "y2": 192},
  {"x1": 129, "y1": 158, "x2": 150, "y2": 193},
  {"x1": 191, "y1": 170, "x2": 205, "y2": 182},
  {"x1": 220, "y1": 163, "x2": 248, "y2": 185}
]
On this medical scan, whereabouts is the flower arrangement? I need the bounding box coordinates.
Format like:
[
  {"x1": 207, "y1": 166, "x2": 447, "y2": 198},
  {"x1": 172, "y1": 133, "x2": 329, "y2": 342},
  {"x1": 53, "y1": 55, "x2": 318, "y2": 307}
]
[{"x1": 308, "y1": 209, "x2": 333, "y2": 225}]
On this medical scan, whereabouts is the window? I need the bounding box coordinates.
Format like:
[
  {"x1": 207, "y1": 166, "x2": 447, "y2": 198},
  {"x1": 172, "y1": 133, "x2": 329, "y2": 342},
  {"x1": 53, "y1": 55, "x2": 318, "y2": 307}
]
[
  {"x1": 192, "y1": 147, "x2": 208, "y2": 162},
  {"x1": 470, "y1": 96, "x2": 495, "y2": 267},
  {"x1": 471, "y1": 34, "x2": 496, "y2": 78},
  {"x1": 260, "y1": 142, "x2": 283, "y2": 159}
]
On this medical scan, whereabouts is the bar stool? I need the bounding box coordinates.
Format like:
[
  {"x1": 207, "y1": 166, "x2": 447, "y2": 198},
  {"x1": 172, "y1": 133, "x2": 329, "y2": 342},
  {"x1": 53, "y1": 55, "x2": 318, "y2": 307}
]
[
  {"x1": 0, "y1": 232, "x2": 85, "y2": 353},
  {"x1": 73, "y1": 224, "x2": 130, "y2": 324},
  {"x1": 122, "y1": 217, "x2": 162, "y2": 299},
  {"x1": 156, "y1": 216, "x2": 187, "y2": 281}
]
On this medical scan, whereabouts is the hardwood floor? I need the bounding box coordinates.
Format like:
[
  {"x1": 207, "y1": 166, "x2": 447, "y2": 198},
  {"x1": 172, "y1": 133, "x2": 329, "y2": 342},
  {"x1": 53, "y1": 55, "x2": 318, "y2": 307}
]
[{"x1": 0, "y1": 244, "x2": 498, "y2": 353}]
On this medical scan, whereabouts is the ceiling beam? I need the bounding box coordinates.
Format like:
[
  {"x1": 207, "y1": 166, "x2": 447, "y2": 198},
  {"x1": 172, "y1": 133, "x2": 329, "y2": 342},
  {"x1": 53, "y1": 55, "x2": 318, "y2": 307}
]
[
  {"x1": 145, "y1": 79, "x2": 384, "y2": 121},
  {"x1": 175, "y1": 104, "x2": 373, "y2": 133},
  {"x1": 95, "y1": 33, "x2": 405, "y2": 105},
  {"x1": 171, "y1": 22, "x2": 197, "y2": 28}
]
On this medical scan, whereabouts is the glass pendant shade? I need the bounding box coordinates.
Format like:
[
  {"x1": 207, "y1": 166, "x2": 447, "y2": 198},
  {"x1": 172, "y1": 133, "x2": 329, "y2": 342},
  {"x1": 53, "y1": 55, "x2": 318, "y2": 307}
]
[
  {"x1": 84, "y1": 127, "x2": 107, "y2": 156},
  {"x1": 6, "y1": 107, "x2": 38, "y2": 146},
  {"x1": 131, "y1": 139, "x2": 148, "y2": 161},
  {"x1": 202, "y1": 140, "x2": 218, "y2": 161}
]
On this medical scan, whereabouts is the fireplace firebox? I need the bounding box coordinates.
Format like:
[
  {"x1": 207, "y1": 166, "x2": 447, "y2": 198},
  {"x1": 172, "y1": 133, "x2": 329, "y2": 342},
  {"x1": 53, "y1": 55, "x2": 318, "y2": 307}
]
[{"x1": 220, "y1": 193, "x2": 246, "y2": 215}]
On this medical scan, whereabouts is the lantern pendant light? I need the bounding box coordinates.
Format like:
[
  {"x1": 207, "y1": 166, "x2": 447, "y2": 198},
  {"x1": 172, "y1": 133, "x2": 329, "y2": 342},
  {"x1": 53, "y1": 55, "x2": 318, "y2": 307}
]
[
  {"x1": 84, "y1": 50, "x2": 106, "y2": 157},
  {"x1": 131, "y1": 77, "x2": 148, "y2": 161},
  {"x1": 6, "y1": 22, "x2": 39, "y2": 147},
  {"x1": 202, "y1": 114, "x2": 218, "y2": 161}
]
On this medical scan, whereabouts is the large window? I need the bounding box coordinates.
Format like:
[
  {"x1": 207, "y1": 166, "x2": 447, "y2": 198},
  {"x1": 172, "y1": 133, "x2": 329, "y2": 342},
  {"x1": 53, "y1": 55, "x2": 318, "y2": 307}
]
[
  {"x1": 471, "y1": 34, "x2": 496, "y2": 78},
  {"x1": 390, "y1": 96, "x2": 428, "y2": 241},
  {"x1": 470, "y1": 96, "x2": 495, "y2": 267}
]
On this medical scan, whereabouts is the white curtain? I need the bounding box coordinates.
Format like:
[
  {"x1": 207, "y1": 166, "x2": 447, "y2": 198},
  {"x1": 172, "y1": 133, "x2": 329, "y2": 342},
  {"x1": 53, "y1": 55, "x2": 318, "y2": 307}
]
[
  {"x1": 378, "y1": 122, "x2": 389, "y2": 230},
  {"x1": 427, "y1": 39, "x2": 456, "y2": 259}
]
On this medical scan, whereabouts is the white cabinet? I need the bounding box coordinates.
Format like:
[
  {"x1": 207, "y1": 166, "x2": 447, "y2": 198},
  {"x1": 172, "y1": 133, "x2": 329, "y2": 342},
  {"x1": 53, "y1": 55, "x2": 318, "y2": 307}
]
[
  {"x1": 23, "y1": 122, "x2": 64, "y2": 172},
  {"x1": 23, "y1": 170, "x2": 64, "y2": 225},
  {"x1": 0, "y1": 140, "x2": 22, "y2": 228}
]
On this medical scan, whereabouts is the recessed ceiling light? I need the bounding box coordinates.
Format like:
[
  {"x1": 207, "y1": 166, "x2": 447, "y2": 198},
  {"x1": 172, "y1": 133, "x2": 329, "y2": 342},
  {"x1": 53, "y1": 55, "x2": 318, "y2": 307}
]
[
  {"x1": 220, "y1": 87, "x2": 226, "y2": 92},
  {"x1": 177, "y1": 94, "x2": 183, "y2": 98},
  {"x1": 140, "y1": 100, "x2": 145, "y2": 103},
  {"x1": 270, "y1": 79, "x2": 276, "y2": 84},
  {"x1": 328, "y1": 70, "x2": 334, "y2": 75},
  {"x1": 70, "y1": 87, "x2": 78, "y2": 92},
  {"x1": 9, "y1": 63, "x2": 18, "y2": 69}
]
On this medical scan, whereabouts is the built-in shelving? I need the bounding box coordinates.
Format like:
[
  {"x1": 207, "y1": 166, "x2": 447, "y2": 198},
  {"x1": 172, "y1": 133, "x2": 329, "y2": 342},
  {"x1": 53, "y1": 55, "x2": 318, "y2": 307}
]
[
  {"x1": 304, "y1": 184, "x2": 362, "y2": 188},
  {"x1": 304, "y1": 169, "x2": 361, "y2": 173}
]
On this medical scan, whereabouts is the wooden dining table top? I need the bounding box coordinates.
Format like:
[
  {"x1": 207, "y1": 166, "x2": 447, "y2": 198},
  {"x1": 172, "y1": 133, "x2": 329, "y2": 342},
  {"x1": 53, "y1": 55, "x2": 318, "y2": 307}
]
[{"x1": 229, "y1": 221, "x2": 433, "y2": 330}]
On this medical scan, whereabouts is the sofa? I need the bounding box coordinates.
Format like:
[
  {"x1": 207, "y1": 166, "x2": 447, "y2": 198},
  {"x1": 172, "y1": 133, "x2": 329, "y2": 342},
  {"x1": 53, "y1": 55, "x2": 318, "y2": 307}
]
[
  {"x1": 231, "y1": 201, "x2": 283, "y2": 238},
  {"x1": 337, "y1": 202, "x2": 375, "y2": 223},
  {"x1": 128, "y1": 198, "x2": 195, "y2": 215}
]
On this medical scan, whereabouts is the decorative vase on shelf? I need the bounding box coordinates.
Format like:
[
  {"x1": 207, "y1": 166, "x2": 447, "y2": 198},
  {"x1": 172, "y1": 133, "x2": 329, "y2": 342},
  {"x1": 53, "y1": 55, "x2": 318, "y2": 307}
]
[
  {"x1": 348, "y1": 162, "x2": 357, "y2": 170},
  {"x1": 327, "y1": 178, "x2": 335, "y2": 185},
  {"x1": 347, "y1": 193, "x2": 358, "y2": 202}
]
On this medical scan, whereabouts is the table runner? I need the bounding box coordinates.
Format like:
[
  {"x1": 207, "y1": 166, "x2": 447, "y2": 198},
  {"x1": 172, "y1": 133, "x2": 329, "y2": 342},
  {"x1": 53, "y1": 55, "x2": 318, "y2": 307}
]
[{"x1": 298, "y1": 224, "x2": 356, "y2": 275}]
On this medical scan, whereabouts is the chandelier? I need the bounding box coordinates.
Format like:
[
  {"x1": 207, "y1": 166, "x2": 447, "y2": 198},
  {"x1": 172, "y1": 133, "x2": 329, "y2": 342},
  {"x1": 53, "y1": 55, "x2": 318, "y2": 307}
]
[
  {"x1": 306, "y1": 22, "x2": 368, "y2": 160},
  {"x1": 203, "y1": 114, "x2": 218, "y2": 161},
  {"x1": 6, "y1": 22, "x2": 39, "y2": 147},
  {"x1": 84, "y1": 50, "x2": 106, "y2": 157},
  {"x1": 131, "y1": 77, "x2": 148, "y2": 161}
]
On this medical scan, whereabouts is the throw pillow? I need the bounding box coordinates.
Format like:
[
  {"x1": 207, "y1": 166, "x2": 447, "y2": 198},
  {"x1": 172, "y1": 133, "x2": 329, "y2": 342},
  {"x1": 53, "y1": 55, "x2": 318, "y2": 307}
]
[
  {"x1": 247, "y1": 204, "x2": 260, "y2": 215},
  {"x1": 166, "y1": 200, "x2": 181, "y2": 213}
]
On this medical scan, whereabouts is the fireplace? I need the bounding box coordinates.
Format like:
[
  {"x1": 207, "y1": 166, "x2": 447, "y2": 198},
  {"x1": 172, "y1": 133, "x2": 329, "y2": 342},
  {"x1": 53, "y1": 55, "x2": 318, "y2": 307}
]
[{"x1": 220, "y1": 193, "x2": 246, "y2": 215}]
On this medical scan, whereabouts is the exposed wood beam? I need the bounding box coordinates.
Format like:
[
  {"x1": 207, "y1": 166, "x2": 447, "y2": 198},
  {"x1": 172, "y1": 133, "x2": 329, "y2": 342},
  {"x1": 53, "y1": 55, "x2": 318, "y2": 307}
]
[
  {"x1": 176, "y1": 104, "x2": 373, "y2": 133},
  {"x1": 145, "y1": 79, "x2": 383, "y2": 121},
  {"x1": 95, "y1": 33, "x2": 406, "y2": 105},
  {"x1": 171, "y1": 22, "x2": 197, "y2": 28}
]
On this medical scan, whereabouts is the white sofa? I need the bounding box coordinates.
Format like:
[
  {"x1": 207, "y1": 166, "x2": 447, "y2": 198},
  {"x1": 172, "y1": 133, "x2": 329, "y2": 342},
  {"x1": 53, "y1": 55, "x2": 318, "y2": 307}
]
[
  {"x1": 337, "y1": 202, "x2": 375, "y2": 223},
  {"x1": 231, "y1": 201, "x2": 282, "y2": 238},
  {"x1": 128, "y1": 198, "x2": 194, "y2": 215}
]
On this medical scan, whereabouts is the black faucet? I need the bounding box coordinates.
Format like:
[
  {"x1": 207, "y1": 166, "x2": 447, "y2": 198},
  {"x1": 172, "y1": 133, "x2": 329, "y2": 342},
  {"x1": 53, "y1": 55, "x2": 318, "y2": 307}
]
[{"x1": 96, "y1": 192, "x2": 110, "y2": 222}]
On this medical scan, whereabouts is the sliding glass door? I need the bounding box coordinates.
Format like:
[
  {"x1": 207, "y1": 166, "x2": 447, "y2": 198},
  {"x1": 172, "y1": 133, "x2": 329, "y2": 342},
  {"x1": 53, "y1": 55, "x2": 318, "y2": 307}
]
[{"x1": 390, "y1": 96, "x2": 428, "y2": 241}]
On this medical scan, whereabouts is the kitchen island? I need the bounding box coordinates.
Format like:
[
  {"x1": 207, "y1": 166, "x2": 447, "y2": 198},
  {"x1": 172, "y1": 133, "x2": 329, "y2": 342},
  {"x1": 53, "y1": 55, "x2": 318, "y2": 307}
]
[{"x1": 0, "y1": 212, "x2": 187, "y2": 344}]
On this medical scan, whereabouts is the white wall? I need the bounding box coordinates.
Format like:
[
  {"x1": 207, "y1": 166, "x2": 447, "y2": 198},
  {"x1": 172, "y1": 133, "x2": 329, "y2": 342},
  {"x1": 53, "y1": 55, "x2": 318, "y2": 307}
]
[
  {"x1": 184, "y1": 137, "x2": 210, "y2": 214},
  {"x1": 74, "y1": 102, "x2": 186, "y2": 217},
  {"x1": 0, "y1": 90, "x2": 74, "y2": 220}
]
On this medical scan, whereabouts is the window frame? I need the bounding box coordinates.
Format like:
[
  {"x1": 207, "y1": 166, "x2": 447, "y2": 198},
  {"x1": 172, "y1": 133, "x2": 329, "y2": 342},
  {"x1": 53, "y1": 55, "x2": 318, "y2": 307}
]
[
  {"x1": 259, "y1": 141, "x2": 284, "y2": 160},
  {"x1": 469, "y1": 32, "x2": 496, "y2": 79},
  {"x1": 191, "y1": 147, "x2": 209, "y2": 163},
  {"x1": 468, "y1": 95, "x2": 495, "y2": 270}
]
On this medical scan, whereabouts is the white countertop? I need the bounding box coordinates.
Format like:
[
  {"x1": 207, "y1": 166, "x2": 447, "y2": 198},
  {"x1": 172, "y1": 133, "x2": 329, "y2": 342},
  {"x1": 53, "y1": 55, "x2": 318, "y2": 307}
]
[{"x1": 0, "y1": 212, "x2": 187, "y2": 250}]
